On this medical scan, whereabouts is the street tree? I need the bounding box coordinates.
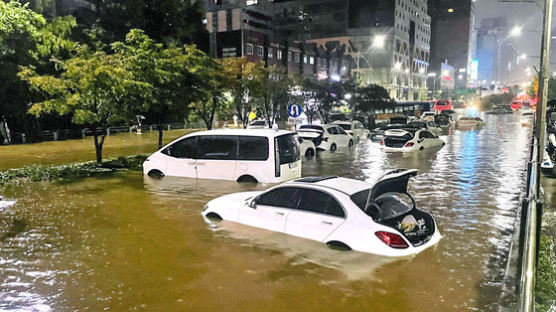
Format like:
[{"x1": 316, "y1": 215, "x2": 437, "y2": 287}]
[
  {"x1": 19, "y1": 48, "x2": 150, "y2": 163},
  {"x1": 352, "y1": 83, "x2": 394, "y2": 113},
  {"x1": 77, "y1": 0, "x2": 207, "y2": 50},
  {"x1": 185, "y1": 49, "x2": 227, "y2": 130},
  {"x1": 220, "y1": 57, "x2": 257, "y2": 128},
  {"x1": 112, "y1": 30, "x2": 206, "y2": 148},
  {"x1": 248, "y1": 64, "x2": 291, "y2": 128}
]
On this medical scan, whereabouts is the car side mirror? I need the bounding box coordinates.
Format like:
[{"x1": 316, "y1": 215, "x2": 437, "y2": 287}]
[{"x1": 248, "y1": 199, "x2": 257, "y2": 209}]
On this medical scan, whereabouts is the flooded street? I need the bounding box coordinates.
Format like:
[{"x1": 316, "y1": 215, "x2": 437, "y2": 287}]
[{"x1": 0, "y1": 113, "x2": 531, "y2": 311}]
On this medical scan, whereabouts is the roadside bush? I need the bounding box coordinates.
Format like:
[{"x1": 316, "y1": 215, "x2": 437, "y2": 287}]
[
  {"x1": 0, "y1": 155, "x2": 147, "y2": 186},
  {"x1": 535, "y1": 233, "x2": 556, "y2": 311}
]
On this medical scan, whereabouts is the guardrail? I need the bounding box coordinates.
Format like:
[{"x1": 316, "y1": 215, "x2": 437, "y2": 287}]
[
  {"x1": 517, "y1": 135, "x2": 543, "y2": 311},
  {"x1": 6, "y1": 122, "x2": 206, "y2": 145}
]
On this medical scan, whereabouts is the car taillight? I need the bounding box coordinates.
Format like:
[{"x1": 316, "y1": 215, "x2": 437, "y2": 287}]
[
  {"x1": 375, "y1": 231, "x2": 409, "y2": 249},
  {"x1": 380, "y1": 140, "x2": 384, "y2": 145},
  {"x1": 404, "y1": 142, "x2": 414, "y2": 147}
]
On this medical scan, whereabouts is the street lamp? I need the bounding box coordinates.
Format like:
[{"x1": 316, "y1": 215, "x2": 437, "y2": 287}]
[
  {"x1": 510, "y1": 25, "x2": 523, "y2": 37},
  {"x1": 373, "y1": 35, "x2": 386, "y2": 48}
]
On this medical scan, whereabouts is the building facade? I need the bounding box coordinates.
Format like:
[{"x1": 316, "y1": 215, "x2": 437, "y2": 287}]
[
  {"x1": 204, "y1": 0, "x2": 431, "y2": 101},
  {"x1": 428, "y1": 0, "x2": 476, "y2": 89}
]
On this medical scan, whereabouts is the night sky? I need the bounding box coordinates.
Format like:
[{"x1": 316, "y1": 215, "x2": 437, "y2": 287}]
[{"x1": 475, "y1": 0, "x2": 545, "y2": 71}]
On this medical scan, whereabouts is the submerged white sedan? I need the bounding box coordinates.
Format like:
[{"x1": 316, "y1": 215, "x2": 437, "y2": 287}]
[
  {"x1": 380, "y1": 129, "x2": 445, "y2": 152},
  {"x1": 202, "y1": 169, "x2": 441, "y2": 257}
]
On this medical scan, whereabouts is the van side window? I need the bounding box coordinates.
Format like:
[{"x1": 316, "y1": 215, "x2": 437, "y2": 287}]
[
  {"x1": 336, "y1": 126, "x2": 348, "y2": 135},
  {"x1": 327, "y1": 127, "x2": 337, "y2": 135},
  {"x1": 238, "y1": 136, "x2": 269, "y2": 160},
  {"x1": 275, "y1": 134, "x2": 300, "y2": 164},
  {"x1": 197, "y1": 135, "x2": 238, "y2": 160},
  {"x1": 162, "y1": 137, "x2": 198, "y2": 158}
]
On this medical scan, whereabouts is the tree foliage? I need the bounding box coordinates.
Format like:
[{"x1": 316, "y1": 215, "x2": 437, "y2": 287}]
[
  {"x1": 19, "y1": 47, "x2": 150, "y2": 163},
  {"x1": 0, "y1": 1, "x2": 45, "y2": 44},
  {"x1": 352, "y1": 83, "x2": 394, "y2": 113}
]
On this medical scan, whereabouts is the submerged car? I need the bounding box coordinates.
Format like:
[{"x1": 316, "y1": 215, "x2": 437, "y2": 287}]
[
  {"x1": 296, "y1": 135, "x2": 316, "y2": 157},
  {"x1": 333, "y1": 120, "x2": 369, "y2": 143},
  {"x1": 521, "y1": 112, "x2": 534, "y2": 126},
  {"x1": 202, "y1": 169, "x2": 441, "y2": 257},
  {"x1": 247, "y1": 120, "x2": 268, "y2": 129},
  {"x1": 380, "y1": 129, "x2": 444, "y2": 152},
  {"x1": 455, "y1": 117, "x2": 484, "y2": 129},
  {"x1": 420, "y1": 111, "x2": 436, "y2": 121},
  {"x1": 297, "y1": 124, "x2": 354, "y2": 151}
]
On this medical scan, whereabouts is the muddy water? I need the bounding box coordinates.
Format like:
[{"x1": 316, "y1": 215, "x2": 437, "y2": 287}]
[{"x1": 0, "y1": 113, "x2": 530, "y2": 311}]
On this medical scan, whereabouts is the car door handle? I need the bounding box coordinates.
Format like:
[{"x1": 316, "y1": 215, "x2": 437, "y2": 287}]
[
  {"x1": 196, "y1": 162, "x2": 205, "y2": 166},
  {"x1": 275, "y1": 212, "x2": 285, "y2": 216},
  {"x1": 321, "y1": 221, "x2": 333, "y2": 225},
  {"x1": 187, "y1": 162, "x2": 196, "y2": 165}
]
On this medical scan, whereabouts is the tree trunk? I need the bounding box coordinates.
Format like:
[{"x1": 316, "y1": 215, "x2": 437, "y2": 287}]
[
  {"x1": 158, "y1": 122, "x2": 163, "y2": 150},
  {"x1": 93, "y1": 129, "x2": 106, "y2": 164}
]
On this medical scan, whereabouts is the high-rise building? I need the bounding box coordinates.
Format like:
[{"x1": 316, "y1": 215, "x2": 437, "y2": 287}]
[
  {"x1": 476, "y1": 17, "x2": 507, "y2": 84},
  {"x1": 428, "y1": 0, "x2": 476, "y2": 89},
  {"x1": 204, "y1": 0, "x2": 431, "y2": 101}
]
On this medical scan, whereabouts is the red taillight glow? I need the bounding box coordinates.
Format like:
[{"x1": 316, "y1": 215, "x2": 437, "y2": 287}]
[
  {"x1": 375, "y1": 231, "x2": 409, "y2": 249},
  {"x1": 404, "y1": 142, "x2": 414, "y2": 147},
  {"x1": 380, "y1": 140, "x2": 384, "y2": 145}
]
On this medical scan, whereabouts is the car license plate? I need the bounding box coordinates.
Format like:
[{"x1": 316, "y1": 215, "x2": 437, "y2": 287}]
[{"x1": 289, "y1": 162, "x2": 298, "y2": 169}]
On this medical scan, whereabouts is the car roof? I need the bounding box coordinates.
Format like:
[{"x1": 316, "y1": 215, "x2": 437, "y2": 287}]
[
  {"x1": 284, "y1": 176, "x2": 371, "y2": 196},
  {"x1": 177, "y1": 129, "x2": 294, "y2": 140}
]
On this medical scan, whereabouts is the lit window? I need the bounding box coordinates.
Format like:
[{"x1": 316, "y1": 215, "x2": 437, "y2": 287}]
[
  {"x1": 277, "y1": 49, "x2": 282, "y2": 59},
  {"x1": 309, "y1": 56, "x2": 314, "y2": 65},
  {"x1": 246, "y1": 43, "x2": 253, "y2": 55},
  {"x1": 303, "y1": 55, "x2": 307, "y2": 63},
  {"x1": 294, "y1": 53, "x2": 300, "y2": 63},
  {"x1": 288, "y1": 51, "x2": 292, "y2": 61},
  {"x1": 448, "y1": 8, "x2": 454, "y2": 13},
  {"x1": 246, "y1": 0, "x2": 257, "y2": 5},
  {"x1": 268, "y1": 48, "x2": 273, "y2": 59},
  {"x1": 256, "y1": 46, "x2": 264, "y2": 57}
]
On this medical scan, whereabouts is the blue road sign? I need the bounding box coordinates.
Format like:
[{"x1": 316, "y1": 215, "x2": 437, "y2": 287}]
[{"x1": 287, "y1": 103, "x2": 302, "y2": 118}]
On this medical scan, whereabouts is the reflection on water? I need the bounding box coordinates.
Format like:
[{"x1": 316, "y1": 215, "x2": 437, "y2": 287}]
[{"x1": 0, "y1": 113, "x2": 529, "y2": 311}]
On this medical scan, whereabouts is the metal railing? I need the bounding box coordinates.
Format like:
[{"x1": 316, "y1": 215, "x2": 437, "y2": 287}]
[
  {"x1": 7, "y1": 122, "x2": 207, "y2": 145},
  {"x1": 517, "y1": 135, "x2": 543, "y2": 311}
]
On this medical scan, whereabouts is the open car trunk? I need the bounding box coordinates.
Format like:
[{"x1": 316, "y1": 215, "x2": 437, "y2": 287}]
[
  {"x1": 383, "y1": 130, "x2": 414, "y2": 148},
  {"x1": 363, "y1": 169, "x2": 436, "y2": 246},
  {"x1": 297, "y1": 129, "x2": 324, "y2": 147}
]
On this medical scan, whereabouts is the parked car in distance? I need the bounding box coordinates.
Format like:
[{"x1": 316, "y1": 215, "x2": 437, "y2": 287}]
[
  {"x1": 202, "y1": 169, "x2": 442, "y2": 257},
  {"x1": 143, "y1": 129, "x2": 301, "y2": 183},
  {"x1": 297, "y1": 124, "x2": 354, "y2": 151},
  {"x1": 455, "y1": 117, "x2": 484, "y2": 129},
  {"x1": 247, "y1": 120, "x2": 268, "y2": 129},
  {"x1": 296, "y1": 135, "x2": 316, "y2": 157},
  {"x1": 333, "y1": 120, "x2": 368, "y2": 143},
  {"x1": 370, "y1": 121, "x2": 442, "y2": 143},
  {"x1": 421, "y1": 111, "x2": 436, "y2": 121},
  {"x1": 521, "y1": 112, "x2": 534, "y2": 126},
  {"x1": 380, "y1": 129, "x2": 445, "y2": 152}
]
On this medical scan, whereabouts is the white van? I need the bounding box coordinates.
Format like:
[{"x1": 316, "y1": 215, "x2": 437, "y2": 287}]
[{"x1": 143, "y1": 129, "x2": 301, "y2": 183}]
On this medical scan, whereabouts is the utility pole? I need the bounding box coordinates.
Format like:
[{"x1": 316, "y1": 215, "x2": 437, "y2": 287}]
[{"x1": 535, "y1": 0, "x2": 553, "y2": 197}]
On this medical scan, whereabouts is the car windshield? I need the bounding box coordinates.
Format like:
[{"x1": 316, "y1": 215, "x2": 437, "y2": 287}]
[
  {"x1": 251, "y1": 121, "x2": 266, "y2": 126},
  {"x1": 350, "y1": 190, "x2": 413, "y2": 221}
]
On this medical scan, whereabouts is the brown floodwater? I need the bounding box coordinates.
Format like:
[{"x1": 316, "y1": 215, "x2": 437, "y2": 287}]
[{"x1": 0, "y1": 113, "x2": 531, "y2": 311}]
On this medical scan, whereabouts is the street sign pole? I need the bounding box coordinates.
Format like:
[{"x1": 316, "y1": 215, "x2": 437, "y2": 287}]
[{"x1": 535, "y1": 0, "x2": 553, "y2": 197}]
